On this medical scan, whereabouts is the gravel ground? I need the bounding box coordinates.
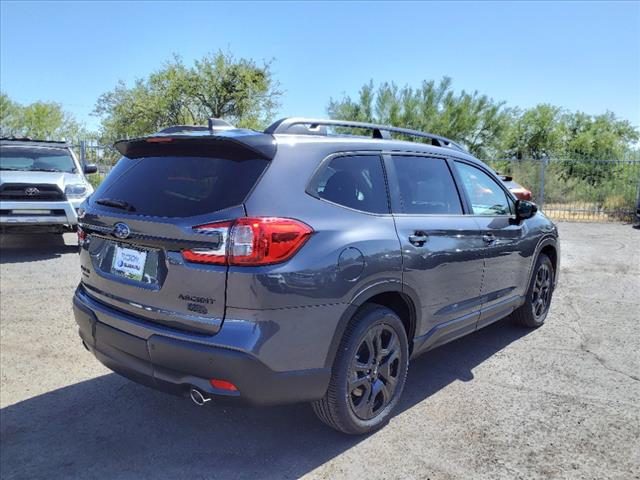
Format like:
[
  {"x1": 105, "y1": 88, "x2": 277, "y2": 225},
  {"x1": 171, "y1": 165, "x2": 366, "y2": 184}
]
[{"x1": 0, "y1": 222, "x2": 638, "y2": 480}]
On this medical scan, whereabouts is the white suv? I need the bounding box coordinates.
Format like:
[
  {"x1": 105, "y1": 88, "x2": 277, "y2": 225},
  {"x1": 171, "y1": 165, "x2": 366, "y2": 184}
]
[{"x1": 0, "y1": 138, "x2": 97, "y2": 234}]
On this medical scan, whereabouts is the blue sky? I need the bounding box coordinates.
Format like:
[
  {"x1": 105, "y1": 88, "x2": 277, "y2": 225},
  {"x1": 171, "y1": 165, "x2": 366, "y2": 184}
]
[{"x1": 1, "y1": 1, "x2": 639, "y2": 131}]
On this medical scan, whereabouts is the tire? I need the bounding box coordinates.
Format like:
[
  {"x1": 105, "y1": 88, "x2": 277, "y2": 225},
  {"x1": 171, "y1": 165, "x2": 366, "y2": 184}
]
[
  {"x1": 312, "y1": 304, "x2": 409, "y2": 435},
  {"x1": 512, "y1": 253, "x2": 555, "y2": 328}
]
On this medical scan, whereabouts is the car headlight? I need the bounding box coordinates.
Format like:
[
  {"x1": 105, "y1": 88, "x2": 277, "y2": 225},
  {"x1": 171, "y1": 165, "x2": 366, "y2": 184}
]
[{"x1": 65, "y1": 184, "x2": 91, "y2": 198}]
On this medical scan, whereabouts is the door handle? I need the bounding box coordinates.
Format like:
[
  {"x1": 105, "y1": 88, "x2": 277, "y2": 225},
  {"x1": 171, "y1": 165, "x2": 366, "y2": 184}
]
[
  {"x1": 409, "y1": 232, "x2": 429, "y2": 246},
  {"x1": 483, "y1": 233, "x2": 496, "y2": 244}
]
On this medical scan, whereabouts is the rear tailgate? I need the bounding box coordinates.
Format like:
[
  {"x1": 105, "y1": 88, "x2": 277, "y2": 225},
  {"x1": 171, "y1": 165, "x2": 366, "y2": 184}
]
[{"x1": 78, "y1": 132, "x2": 274, "y2": 334}]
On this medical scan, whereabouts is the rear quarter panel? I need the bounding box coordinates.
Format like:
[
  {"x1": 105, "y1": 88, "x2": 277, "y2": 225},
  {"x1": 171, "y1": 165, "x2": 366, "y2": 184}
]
[
  {"x1": 226, "y1": 140, "x2": 403, "y2": 371},
  {"x1": 231, "y1": 140, "x2": 402, "y2": 310}
]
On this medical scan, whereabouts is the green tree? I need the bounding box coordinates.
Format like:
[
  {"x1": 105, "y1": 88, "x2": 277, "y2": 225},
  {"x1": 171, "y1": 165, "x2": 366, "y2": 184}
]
[
  {"x1": 499, "y1": 105, "x2": 639, "y2": 162},
  {"x1": 0, "y1": 92, "x2": 82, "y2": 140},
  {"x1": 563, "y1": 111, "x2": 638, "y2": 160},
  {"x1": 187, "y1": 53, "x2": 281, "y2": 128},
  {"x1": 94, "y1": 51, "x2": 282, "y2": 144},
  {"x1": 559, "y1": 111, "x2": 639, "y2": 186},
  {"x1": 498, "y1": 105, "x2": 639, "y2": 185},
  {"x1": 500, "y1": 104, "x2": 565, "y2": 160},
  {"x1": 0, "y1": 93, "x2": 21, "y2": 136},
  {"x1": 327, "y1": 77, "x2": 511, "y2": 158}
]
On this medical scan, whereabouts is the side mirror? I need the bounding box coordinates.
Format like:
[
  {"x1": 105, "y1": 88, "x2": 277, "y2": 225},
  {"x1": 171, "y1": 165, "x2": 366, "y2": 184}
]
[
  {"x1": 516, "y1": 200, "x2": 538, "y2": 220},
  {"x1": 83, "y1": 164, "x2": 98, "y2": 174}
]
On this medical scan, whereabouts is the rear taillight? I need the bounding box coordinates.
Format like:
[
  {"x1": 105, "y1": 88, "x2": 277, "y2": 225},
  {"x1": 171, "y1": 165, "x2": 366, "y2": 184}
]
[
  {"x1": 181, "y1": 221, "x2": 232, "y2": 265},
  {"x1": 182, "y1": 217, "x2": 313, "y2": 266},
  {"x1": 229, "y1": 218, "x2": 313, "y2": 265},
  {"x1": 77, "y1": 227, "x2": 86, "y2": 242}
]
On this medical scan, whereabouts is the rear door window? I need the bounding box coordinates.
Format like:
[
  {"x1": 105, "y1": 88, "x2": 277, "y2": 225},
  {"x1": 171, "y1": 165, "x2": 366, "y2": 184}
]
[
  {"x1": 391, "y1": 155, "x2": 463, "y2": 214},
  {"x1": 310, "y1": 154, "x2": 389, "y2": 214},
  {"x1": 92, "y1": 155, "x2": 269, "y2": 217}
]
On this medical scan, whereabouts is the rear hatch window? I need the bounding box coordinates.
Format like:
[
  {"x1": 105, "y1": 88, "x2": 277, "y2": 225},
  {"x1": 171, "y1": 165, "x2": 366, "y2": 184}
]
[{"x1": 92, "y1": 154, "x2": 269, "y2": 217}]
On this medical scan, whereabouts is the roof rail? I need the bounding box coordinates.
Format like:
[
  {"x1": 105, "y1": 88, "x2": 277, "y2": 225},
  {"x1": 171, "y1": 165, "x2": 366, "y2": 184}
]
[{"x1": 264, "y1": 117, "x2": 466, "y2": 152}]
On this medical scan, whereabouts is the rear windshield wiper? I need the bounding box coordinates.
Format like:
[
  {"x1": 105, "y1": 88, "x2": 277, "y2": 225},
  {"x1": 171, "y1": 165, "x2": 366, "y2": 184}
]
[{"x1": 95, "y1": 198, "x2": 136, "y2": 212}]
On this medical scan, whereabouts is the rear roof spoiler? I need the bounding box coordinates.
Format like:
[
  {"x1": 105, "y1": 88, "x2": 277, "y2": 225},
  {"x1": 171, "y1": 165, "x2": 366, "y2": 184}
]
[{"x1": 113, "y1": 129, "x2": 277, "y2": 160}]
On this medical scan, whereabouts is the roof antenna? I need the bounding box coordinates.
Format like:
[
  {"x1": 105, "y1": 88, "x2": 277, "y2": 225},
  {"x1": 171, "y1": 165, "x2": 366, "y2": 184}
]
[{"x1": 208, "y1": 118, "x2": 234, "y2": 131}]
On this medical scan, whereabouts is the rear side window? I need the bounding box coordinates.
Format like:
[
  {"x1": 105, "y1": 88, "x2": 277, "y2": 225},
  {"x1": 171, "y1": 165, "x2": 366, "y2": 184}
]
[
  {"x1": 455, "y1": 161, "x2": 513, "y2": 216},
  {"x1": 391, "y1": 155, "x2": 463, "y2": 214},
  {"x1": 92, "y1": 155, "x2": 269, "y2": 217},
  {"x1": 311, "y1": 155, "x2": 389, "y2": 214}
]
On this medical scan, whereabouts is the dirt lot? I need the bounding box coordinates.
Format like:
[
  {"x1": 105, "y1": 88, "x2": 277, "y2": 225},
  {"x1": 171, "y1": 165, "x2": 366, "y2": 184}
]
[{"x1": 0, "y1": 222, "x2": 638, "y2": 480}]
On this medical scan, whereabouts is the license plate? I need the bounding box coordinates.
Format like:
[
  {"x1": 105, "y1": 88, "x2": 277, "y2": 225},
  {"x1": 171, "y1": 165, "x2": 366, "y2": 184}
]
[{"x1": 111, "y1": 245, "x2": 148, "y2": 281}]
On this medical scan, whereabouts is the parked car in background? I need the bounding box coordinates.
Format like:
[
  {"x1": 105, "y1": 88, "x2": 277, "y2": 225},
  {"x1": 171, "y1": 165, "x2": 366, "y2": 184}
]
[
  {"x1": 0, "y1": 138, "x2": 97, "y2": 234},
  {"x1": 498, "y1": 174, "x2": 533, "y2": 201},
  {"x1": 73, "y1": 118, "x2": 559, "y2": 435}
]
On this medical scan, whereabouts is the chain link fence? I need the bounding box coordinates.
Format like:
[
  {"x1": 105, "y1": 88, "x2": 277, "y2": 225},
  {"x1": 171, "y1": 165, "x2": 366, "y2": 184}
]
[
  {"x1": 71, "y1": 140, "x2": 117, "y2": 175},
  {"x1": 71, "y1": 140, "x2": 640, "y2": 223},
  {"x1": 487, "y1": 158, "x2": 640, "y2": 222},
  {"x1": 70, "y1": 140, "x2": 118, "y2": 189}
]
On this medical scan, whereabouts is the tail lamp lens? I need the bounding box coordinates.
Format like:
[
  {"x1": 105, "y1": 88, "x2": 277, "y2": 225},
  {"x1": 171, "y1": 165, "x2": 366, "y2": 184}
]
[
  {"x1": 182, "y1": 217, "x2": 312, "y2": 266},
  {"x1": 181, "y1": 221, "x2": 232, "y2": 265}
]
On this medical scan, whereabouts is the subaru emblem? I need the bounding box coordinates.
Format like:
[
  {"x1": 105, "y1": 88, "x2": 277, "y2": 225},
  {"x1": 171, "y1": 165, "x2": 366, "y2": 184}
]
[{"x1": 113, "y1": 222, "x2": 131, "y2": 239}]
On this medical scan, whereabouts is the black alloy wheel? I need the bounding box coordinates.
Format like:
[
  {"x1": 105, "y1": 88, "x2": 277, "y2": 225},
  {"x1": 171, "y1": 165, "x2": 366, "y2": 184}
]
[
  {"x1": 312, "y1": 304, "x2": 409, "y2": 435},
  {"x1": 348, "y1": 323, "x2": 401, "y2": 420}
]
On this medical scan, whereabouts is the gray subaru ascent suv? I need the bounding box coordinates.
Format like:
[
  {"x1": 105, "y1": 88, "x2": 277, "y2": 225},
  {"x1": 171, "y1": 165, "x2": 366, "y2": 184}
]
[{"x1": 73, "y1": 117, "x2": 559, "y2": 434}]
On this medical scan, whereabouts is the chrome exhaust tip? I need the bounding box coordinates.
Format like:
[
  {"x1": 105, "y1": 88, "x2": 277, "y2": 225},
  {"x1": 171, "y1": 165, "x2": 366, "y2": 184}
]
[{"x1": 190, "y1": 388, "x2": 211, "y2": 406}]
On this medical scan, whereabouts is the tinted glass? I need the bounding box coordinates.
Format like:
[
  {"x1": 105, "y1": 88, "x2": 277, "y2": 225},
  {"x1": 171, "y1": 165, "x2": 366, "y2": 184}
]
[
  {"x1": 92, "y1": 155, "x2": 269, "y2": 217},
  {"x1": 0, "y1": 146, "x2": 76, "y2": 173},
  {"x1": 391, "y1": 156, "x2": 463, "y2": 214},
  {"x1": 455, "y1": 161, "x2": 513, "y2": 215},
  {"x1": 313, "y1": 155, "x2": 388, "y2": 214}
]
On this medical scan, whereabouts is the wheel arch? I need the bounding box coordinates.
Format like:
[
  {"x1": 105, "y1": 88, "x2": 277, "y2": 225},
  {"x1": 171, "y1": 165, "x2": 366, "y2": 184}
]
[
  {"x1": 323, "y1": 281, "x2": 421, "y2": 368},
  {"x1": 528, "y1": 235, "x2": 560, "y2": 289},
  {"x1": 540, "y1": 244, "x2": 558, "y2": 276}
]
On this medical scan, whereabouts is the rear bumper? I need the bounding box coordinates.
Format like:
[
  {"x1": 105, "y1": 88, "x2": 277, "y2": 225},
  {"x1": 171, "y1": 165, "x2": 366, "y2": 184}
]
[
  {"x1": 0, "y1": 198, "x2": 85, "y2": 228},
  {"x1": 73, "y1": 287, "x2": 331, "y2": 405}
]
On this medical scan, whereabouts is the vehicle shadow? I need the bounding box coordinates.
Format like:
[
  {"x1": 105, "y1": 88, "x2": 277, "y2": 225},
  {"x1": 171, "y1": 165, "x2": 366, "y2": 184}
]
[
  {"x1": 0, "y1": 233, "x2": 77, "y2": 264},
  {"x1": 0, "y1": 319, "x2": 530, "y2": 480}
]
